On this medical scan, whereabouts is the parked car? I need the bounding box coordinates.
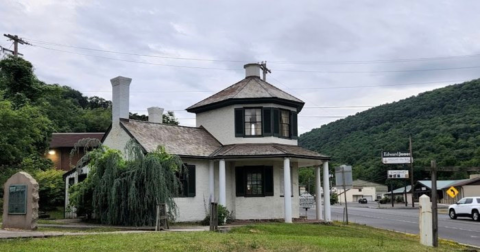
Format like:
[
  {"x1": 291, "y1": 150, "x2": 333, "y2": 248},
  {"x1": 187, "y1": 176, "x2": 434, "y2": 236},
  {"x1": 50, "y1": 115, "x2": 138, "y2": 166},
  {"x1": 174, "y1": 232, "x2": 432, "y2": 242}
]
[
  {"x1": 358, "y1": 198, "x2": 368, "y2": 204},
  {"x1": 448, "y1": 197, "x2": 480, "y2": 221}
]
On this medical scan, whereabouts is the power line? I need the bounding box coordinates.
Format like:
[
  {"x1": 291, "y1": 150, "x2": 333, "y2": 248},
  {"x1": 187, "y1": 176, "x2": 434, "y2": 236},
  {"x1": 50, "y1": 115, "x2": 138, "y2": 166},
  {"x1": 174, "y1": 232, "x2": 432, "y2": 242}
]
[
  {"x1": 289, "y1": 80, "x2": 462, "y2": 90},
  {"x1": 33, "y1": 45, "x2": 236, "y2": 70},
  {"x1": 274, "y1": 66, "x2": 480, "y2": 74},
  {"x1": 77, "y1": 79, "x2": 462, "y2": 95},
  {"x1": 142, "y1": 116, "x2": 347, "y2": 119},
  {"x1": 28, "y1": 39, "x2": 249, "y2": 63},
  {"x1": 33, "y1": 45, "x2": 480, "y2": 74},
  {"x1": 25, "y1": 37, "x2": 480, "y2": 65}
]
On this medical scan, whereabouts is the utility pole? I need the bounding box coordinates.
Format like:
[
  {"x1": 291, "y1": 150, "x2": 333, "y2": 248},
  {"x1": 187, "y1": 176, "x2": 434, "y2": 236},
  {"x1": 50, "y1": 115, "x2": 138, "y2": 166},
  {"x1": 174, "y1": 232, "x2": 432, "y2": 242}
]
[
  {"x1": 431, "y1": 160, "x2": 438, "y2": 247},
  {"x1": 0, "y1": 46, "x2": 19, "y2": 56},
  {"x1": 259, "y1": 61, "x2": 271, "y2": 81},
  {"x1": 410, "y1": 136, "x2": 414, "y2": 208},
  {"x1": 3, "y1": 34, "x2": 30, "y2": 56},
  {"x1": 342, "y1": 167, "x2": 348, "y2": 224}
]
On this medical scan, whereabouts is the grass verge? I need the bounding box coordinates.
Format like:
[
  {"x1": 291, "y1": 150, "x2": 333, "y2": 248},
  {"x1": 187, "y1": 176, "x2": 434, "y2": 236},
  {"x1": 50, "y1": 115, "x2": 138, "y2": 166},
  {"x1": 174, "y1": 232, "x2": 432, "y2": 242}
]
[{"x1": 0, "y1": 223, "x2": 470, "y2": 252}]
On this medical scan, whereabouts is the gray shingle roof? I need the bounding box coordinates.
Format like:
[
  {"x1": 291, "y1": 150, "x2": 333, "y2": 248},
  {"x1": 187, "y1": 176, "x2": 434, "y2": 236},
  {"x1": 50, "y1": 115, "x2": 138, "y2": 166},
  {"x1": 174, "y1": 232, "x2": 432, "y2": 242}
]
[
  {"x1": 120, "y1": 119, "x2": 222, "y2": 157},
  {"x1": 186, "y1": 77, "x2": 304, "y2": 113},
  {"x1": 119, "y1": 120, "x2": 328, "y2": 160},
  {"x1": 211, "y1": 143, "x2": 329, "y2": 160}
]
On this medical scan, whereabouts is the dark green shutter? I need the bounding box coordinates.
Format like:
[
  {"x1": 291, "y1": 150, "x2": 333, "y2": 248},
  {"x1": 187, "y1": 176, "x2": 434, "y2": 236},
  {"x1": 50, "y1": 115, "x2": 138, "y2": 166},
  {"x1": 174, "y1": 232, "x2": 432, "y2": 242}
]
[
  {"x1": 236, "y1": 168, "x2": 245, "y2": 196},
  {"x1": 263, "y1": 108, "x2": 272, "y2": 136},
  {"x1": 187, "y1": 165, "x2": 196, "y2": 197},
  {"x1": 273, "y1": 109, "x2": 280, "y2": 136},
  {"x1": 291, "y1": 112, "x2": 298, "y2": 139},
  {"x1": 235, "y1": 108, "x2": 244, "y2": 137},
  {"x1": 264, "y1": 166, "x2": 274, "y2": 196}
]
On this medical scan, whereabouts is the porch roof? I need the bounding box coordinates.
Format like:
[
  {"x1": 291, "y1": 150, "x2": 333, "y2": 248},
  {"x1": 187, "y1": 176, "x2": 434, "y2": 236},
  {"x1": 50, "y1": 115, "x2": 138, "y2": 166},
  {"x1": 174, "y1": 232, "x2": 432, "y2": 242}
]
[{"x1": 211, "y1": 143, "x2": 330, "y2": 161}]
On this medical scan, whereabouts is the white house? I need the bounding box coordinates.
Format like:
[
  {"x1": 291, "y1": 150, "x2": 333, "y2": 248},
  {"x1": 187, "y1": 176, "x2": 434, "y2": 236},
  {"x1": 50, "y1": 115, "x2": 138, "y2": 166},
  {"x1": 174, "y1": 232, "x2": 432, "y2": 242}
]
[
  {"x1": 65, "y1": 63, "x2": 332, "y2": 223},
  {"x1": 336, "y1": 179, "x2": 388, "y2": 203}
]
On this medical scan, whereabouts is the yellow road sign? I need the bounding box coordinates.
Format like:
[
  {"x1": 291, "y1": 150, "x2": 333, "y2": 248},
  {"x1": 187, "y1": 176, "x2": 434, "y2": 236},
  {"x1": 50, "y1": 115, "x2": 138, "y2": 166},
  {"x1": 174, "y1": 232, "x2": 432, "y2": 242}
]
[{"x1": 447, "y1": 186, "x2": 459, "y2": 198}]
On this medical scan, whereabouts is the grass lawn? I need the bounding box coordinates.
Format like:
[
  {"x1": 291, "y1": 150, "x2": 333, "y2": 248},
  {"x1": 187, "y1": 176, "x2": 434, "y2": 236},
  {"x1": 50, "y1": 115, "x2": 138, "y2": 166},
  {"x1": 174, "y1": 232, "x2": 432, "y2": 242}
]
[{"x1": 0, "y1": 223, "x2": 468, "y2": 252}]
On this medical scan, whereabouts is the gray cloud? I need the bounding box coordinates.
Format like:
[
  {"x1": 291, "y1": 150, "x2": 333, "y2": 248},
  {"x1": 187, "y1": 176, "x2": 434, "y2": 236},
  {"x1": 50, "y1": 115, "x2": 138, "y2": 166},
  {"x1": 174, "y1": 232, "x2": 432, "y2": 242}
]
[{"x1": 1, "y1": 0, "x2": 480, "y2": 133}]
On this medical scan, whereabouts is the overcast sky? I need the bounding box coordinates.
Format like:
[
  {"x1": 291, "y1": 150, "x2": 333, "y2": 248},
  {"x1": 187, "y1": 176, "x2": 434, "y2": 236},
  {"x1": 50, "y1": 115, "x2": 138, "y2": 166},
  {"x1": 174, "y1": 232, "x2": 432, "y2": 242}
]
[{"x1": 2, "y1": 1, "x2": 480, "y2": 134}]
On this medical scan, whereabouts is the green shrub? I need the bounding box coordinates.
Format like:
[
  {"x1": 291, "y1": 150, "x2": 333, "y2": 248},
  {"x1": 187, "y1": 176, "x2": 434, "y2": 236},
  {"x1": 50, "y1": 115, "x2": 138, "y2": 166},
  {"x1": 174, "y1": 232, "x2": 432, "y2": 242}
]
[
  {"x1": 34, "y1": 169, "x2": 65, "y2": 211},
  {"x1": 201, "y1": 204, "x2": 234, "y2": 226},
  {"x1": 379, "y1": 197, "x2": 391, "y2": 204},
  {"x1": 330, "y1": 192, "x2": 339, "y2": 205},
  {"x1": 395, "y1": 196, "x2": 404, "y2": 203}
]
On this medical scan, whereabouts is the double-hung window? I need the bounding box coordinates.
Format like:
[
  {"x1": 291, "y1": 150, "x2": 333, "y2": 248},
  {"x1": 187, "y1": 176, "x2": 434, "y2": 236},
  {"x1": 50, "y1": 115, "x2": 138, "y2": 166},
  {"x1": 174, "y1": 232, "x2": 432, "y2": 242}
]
[
  {"x1": 236, "y1": 166, "x2": 274, "y2": 197},
  {"x1": 244, "y1": 108, "x2": 262, "y2": 136},
  {"x1": 280, "y1": 110, "x2": 290, "y2": 138}
]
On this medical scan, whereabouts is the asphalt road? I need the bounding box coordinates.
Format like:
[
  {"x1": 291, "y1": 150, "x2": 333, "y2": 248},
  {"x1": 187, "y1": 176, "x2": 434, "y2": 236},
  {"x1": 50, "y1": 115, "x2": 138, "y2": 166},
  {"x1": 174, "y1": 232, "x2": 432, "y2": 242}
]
[{"x1": 305, "y1": 203, "x2": 480, "y2": 247}]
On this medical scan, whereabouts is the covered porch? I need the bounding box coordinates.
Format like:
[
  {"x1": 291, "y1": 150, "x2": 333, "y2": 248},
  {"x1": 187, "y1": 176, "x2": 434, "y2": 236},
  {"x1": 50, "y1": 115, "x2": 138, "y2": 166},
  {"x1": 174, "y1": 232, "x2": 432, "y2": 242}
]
[{"x1": 207, "y1": 143, "x2": 331, "y2": 223}]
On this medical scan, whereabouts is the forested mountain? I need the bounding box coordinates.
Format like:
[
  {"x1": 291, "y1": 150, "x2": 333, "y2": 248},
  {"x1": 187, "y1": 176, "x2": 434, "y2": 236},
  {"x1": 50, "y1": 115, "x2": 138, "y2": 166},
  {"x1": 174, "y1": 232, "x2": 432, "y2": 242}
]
[{"x1": 299, "y1": 79, "x2": 480, "y2": 183}]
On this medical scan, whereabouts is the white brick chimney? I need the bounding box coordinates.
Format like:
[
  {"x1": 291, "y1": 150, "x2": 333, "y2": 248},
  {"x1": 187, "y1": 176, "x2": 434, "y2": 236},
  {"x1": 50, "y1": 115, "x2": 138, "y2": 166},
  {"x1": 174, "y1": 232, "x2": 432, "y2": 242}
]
[
  {"x1": 148, "y1": 107, "x2": 164, "y2": 123},
  {"x1": 244, "y1": 63, "x2": 261, "y2": 78},
  {"x1": 110, "y1": 76, "x2": 131, "y2": 124}
]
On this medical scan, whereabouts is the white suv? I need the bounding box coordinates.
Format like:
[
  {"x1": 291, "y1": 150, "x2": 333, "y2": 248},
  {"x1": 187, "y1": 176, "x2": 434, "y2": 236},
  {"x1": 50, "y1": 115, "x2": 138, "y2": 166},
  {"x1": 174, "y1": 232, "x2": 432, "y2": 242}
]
[{"x1": 448, "y1": 197, "x2": 480, "y2": 221}]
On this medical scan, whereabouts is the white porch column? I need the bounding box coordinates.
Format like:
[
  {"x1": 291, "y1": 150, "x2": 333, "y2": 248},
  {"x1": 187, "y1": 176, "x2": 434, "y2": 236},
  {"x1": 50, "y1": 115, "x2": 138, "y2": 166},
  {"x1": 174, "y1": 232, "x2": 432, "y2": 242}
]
[
  {"x1": 219, "y1": 159, "x2": 226, "y2": 206},
  {"x1": 284, "y1": 158, "x2": 292, "y2": 223},
  {"x1": 323, "y1": 161, "x2": 331, "y2": 222},
  {"x1": 209, "y1": 160, "x2": 215, "y2": 202},
  {"x1": 74, "y1": 171, "x2": 78, "y2": 184},
  {"x1": 315, "y1": 165, "x2": 323, "y2": 220}
]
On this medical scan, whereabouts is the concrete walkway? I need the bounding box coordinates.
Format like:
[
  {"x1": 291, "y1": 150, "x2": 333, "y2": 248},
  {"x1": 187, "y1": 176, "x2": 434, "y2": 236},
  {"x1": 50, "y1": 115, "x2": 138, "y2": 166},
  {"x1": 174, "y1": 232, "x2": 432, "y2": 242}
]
[{"x1": 0, "y1": 225, "x2": 210, "y2": 240}]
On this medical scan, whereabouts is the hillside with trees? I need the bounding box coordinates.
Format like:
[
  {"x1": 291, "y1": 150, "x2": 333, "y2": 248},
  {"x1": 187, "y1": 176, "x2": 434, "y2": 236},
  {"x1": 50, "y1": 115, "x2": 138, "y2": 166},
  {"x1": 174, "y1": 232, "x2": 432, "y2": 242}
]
[
  {"x1": 0, "y1": 56, "x2": 177, "y2": 211},
  {"x1": 299, "y1": 79, "x2": 480, "y2": 184}
]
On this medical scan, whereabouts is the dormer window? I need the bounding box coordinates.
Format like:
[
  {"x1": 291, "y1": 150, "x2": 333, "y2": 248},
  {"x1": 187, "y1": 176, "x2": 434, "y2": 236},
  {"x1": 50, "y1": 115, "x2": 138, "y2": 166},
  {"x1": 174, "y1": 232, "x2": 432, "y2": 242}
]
[{"x1": 235, "y1": 107, "x2": 298, "y2": 139}]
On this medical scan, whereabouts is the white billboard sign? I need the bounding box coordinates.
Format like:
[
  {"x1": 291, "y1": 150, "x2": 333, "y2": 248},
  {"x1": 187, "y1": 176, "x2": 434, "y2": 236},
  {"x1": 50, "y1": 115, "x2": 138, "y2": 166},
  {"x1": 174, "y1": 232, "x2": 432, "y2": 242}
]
[
  {"x1": 382, "y1": 151, "x2": 412, "y2": 164},
  {"x1": 388, "y1": 170, "x2": 409, "y2": 179}
]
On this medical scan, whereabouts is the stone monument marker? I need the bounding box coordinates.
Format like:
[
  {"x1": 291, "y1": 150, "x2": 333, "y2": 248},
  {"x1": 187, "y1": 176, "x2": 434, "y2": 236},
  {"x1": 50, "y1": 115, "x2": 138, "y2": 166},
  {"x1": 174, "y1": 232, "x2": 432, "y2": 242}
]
[{"x1": 2, "y1": 172, "x2": 39, "y2": 230}]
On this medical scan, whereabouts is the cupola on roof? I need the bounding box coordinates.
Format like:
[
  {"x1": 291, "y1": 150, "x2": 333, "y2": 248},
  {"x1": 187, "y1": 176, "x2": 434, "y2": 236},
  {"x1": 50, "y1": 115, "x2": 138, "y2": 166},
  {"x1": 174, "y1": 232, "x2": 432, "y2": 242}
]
[{"x1": 186, "y1": 63, "x2": 305, "y2": 113}]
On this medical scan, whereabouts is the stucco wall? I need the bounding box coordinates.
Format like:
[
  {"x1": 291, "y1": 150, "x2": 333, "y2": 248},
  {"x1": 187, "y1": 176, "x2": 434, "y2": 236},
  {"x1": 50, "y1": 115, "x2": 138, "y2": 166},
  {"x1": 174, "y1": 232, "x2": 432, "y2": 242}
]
[
  {"x1": 103, "y1": 124, "x2": 132, "y2": 154},
  {"x1": 174, "y1": 159, "x2": 211, "y2": 222},
  {"x1": 196, "y1": 104, "x2": 298, "y2": 146},
  {"x1": 221, "y1": 159, "x2": 300, "y2": 220},
  {"x1": 463, "y1": 185, "x2": 480, "y2": 197}
]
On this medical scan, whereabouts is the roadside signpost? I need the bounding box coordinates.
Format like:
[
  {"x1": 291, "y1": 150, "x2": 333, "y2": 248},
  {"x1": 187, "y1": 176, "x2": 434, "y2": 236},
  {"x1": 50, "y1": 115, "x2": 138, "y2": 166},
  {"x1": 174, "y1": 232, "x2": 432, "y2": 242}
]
[
  {"x1": 299, "y1": 193, "x2": 315, "y2": 217},
  {"x1": 383, "y1": 149, "x2": 413, "y2": 207},
  {"x1": 446, "y1": 186, "x2": 459, "y2": 198},
  {"x1": 335, "y1": 165, "x2": 352, "y2": 224}
]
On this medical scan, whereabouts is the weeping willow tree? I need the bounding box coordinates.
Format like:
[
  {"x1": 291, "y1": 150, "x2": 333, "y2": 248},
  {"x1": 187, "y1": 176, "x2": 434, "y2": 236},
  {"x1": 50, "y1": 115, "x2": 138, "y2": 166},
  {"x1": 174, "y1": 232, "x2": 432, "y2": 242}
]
[{"x1": 69, "y1": 139, "x2": 185, "y2": 226}]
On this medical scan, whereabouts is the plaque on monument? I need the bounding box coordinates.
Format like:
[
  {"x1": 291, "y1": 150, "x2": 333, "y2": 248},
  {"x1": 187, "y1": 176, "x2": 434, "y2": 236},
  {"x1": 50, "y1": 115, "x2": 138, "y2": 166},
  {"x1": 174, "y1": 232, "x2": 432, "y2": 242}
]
[
  {"x1": 2, "y1": 172, "x2": 39, "y2": 230},
  {"x1": 8, "y1": 185, "x2": 27, "y2": 214}
]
